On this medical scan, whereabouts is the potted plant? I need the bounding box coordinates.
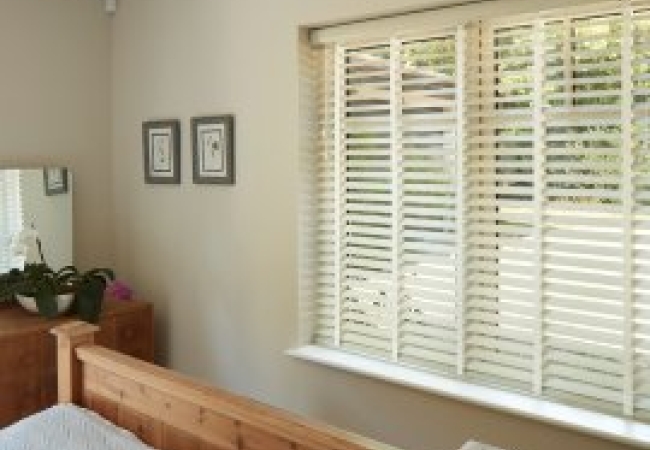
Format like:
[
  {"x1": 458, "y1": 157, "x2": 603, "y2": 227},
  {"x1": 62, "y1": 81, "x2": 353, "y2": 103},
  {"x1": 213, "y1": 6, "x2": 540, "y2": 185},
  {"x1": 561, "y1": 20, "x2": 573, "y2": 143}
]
[
  {"x1": 1, "y1": 226, "x2": 116, "y2": 322},
  {"x1": 73, "y1": 267, "x2": 115, "y2": 323},
  {"x1": 0, "y1": 263, "x2": 114, "y2": 323}
]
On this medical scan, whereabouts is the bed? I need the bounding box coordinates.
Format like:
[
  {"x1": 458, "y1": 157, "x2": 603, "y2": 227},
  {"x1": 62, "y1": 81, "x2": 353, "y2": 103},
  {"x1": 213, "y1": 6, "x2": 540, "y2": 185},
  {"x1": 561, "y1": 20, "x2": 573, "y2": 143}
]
[{"x1": 1, "y1": 321, "x2": 406, "y2": 450}]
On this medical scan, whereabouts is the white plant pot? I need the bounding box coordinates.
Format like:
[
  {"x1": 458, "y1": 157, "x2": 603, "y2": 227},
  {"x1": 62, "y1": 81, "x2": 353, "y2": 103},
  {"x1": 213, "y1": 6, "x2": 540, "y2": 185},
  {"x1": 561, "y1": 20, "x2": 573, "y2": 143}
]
[{"x1": 16, "y1": 293, "x2": 75, "y2": 315}]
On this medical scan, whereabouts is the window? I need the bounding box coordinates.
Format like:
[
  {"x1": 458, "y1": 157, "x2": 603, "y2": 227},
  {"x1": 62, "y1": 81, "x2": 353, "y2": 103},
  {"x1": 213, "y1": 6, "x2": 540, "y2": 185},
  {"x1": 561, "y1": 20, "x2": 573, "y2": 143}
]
[
  {"x1": 299, "y1": 0, "x2": 650, "y2": 426},
  {"x1": 0, "y1": 170, "x2": 23, "y2": 273}
]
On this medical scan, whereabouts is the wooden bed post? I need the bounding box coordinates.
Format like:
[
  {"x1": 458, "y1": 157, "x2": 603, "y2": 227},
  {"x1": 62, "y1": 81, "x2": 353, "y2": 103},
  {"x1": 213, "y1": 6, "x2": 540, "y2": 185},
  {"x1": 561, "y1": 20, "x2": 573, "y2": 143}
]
[{"x1": 51, "y1": 321, "x2": 99, "y2": 404}]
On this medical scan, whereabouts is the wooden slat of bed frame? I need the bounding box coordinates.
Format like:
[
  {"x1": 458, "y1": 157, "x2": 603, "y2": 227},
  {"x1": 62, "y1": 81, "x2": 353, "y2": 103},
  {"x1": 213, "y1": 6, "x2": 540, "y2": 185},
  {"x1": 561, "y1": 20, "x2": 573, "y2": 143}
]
[
  {"x1": 82, "y1": 364, "x2": 240, "y2": 450},
  {"x1": 54, "y1": 325, "x2": 401, "y2": 450}
]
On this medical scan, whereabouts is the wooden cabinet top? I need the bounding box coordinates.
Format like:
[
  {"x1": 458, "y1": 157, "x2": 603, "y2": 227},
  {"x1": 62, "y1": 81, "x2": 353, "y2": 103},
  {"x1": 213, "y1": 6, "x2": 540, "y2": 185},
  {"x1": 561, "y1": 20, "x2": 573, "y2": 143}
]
[{"x1": 0, "y1": 299, "x2": 151, "y2": 338}]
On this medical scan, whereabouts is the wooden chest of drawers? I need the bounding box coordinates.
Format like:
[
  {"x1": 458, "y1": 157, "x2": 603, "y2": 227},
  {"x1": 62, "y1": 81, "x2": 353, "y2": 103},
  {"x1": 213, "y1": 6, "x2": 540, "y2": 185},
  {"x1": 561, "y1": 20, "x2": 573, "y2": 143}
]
[{"x1": 0, "y1": 299, "x2": 153, "y2": 426}]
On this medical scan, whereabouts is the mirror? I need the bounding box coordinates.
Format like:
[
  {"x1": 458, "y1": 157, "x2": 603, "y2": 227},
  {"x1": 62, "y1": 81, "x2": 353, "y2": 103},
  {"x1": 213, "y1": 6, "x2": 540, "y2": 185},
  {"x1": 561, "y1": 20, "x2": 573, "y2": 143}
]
[{"x1": 0, "y1": 168, "x2": 73, "y2": 273}]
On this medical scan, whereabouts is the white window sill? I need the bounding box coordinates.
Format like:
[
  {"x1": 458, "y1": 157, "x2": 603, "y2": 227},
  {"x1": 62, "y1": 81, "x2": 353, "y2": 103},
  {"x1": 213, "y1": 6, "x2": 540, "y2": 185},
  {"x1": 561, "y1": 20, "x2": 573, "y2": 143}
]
[{"x1": 287, "y1": 345, "x2": 650, "y2": 449}]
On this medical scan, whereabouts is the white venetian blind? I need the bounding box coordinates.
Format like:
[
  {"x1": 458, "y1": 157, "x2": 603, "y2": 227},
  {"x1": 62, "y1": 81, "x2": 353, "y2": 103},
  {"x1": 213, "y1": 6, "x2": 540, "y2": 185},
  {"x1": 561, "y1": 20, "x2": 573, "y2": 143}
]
[
  {"x1": 540, "y1": 11, "x2": 628, "y2": 415},
  {"x1": 398, "y1": 32, "x2": 461, "y2": 373},
  {"x1": 632, "y1": 1, "x2": 650, "y2": 420},
  {"x1": 339, "y1": 41, "x2": 394, "y2": 357},
  {"x1": 0, "y1": 170, "x2": 23, "y2": 273},
  {"x1": 312, "y1": 30, "x2": 464, "y2": 362},
  {"x1": 305, "y1": 0, "x2": 650, "y2": 422},
  {"x1": 311, "y1": 43, "x2": 338, "y2": 347},
  {"x1": 465, "y1": 20, "x2": 537, "y2": 392}
]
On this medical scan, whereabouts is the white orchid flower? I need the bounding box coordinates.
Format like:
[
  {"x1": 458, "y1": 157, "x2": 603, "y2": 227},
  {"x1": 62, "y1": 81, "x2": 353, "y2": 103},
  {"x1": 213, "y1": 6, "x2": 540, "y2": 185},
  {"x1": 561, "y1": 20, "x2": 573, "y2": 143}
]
[{"x1": 11, "y1": 228, "x2": 42, "y2": 264}]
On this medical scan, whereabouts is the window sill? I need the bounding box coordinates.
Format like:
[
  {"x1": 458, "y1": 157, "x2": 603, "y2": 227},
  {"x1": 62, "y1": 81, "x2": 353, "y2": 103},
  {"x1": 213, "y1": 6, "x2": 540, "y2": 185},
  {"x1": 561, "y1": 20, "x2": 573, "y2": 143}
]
[{"x1": 287, "y1": 345, "x2": 650, "y2": 449}]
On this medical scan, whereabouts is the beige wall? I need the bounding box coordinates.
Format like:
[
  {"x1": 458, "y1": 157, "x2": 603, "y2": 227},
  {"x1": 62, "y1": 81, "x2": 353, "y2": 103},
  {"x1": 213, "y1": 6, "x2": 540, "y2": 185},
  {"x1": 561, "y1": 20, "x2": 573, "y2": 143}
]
[
  {"x1": 0, "y1": 0, "x2": 113, "y2": 269},
  {"x1": 110, "y1": 1, "x2": 638, "y2": 450}
]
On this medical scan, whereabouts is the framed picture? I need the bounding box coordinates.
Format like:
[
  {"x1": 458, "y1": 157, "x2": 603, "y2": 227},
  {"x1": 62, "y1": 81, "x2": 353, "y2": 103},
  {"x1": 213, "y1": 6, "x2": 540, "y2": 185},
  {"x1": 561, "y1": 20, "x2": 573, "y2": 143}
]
[
  {"x1": 143, "y1": 119, "x2": 181, "y2": 184},
  {"x1": 191, "y1": 115, "x2": 235, "y2": 184},
  {"x1": 43, "y1": 167, "x2": 69, "y2": 196}
]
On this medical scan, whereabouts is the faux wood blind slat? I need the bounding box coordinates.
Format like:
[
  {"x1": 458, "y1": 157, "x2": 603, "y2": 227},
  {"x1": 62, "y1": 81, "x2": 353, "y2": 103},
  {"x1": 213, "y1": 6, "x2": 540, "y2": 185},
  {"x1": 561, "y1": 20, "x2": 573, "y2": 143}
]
[{"x1": 306, "y1": 0, "x2": 650, "y2": 423}]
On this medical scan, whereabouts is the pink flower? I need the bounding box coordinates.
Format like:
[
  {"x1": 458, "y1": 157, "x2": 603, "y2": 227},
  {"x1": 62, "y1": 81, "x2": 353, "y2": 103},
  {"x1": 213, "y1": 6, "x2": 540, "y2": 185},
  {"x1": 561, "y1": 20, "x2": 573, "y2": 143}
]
[{"x1": 105, "y1": 280, "x2": 133, "y2": 301}]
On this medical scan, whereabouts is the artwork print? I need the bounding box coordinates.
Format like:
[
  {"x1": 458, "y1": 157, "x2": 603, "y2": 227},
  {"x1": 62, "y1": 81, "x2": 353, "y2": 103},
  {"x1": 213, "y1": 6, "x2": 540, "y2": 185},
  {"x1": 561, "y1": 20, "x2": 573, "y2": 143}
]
[
  {"x1": 143, "y1": 120, "x2": 181, "y2": 184},
  {"x1": 191, "y1": 115, "x2": 235, "y2": 184}
]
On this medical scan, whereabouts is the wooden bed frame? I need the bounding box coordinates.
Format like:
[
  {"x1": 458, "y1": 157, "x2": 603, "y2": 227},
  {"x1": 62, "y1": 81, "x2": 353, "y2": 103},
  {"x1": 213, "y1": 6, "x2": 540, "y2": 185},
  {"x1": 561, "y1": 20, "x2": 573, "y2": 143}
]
[{"x1": 51, "y1": 321, "x2": 403, "y2": 450}]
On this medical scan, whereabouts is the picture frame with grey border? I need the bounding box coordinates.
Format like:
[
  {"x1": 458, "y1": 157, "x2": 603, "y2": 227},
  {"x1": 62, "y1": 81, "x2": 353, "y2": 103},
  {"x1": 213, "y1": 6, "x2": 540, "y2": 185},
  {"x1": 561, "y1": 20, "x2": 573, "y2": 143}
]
[
  {"x1": 43, "y1": 167, "x2": 69, "y2": 196},
  {"x1": 143, "y1": 119, "x2": 181, "y2": 184},
  {"x1": 191, "y1": 115, "x2": 235, "y2": 184}
]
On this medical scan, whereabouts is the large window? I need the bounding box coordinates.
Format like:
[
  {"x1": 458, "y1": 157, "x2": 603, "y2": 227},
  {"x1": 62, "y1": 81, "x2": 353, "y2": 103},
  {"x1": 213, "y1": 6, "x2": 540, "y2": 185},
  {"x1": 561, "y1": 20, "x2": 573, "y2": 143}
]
[{"x1": 300, "y1": 0, "x2": 650, "y2": 424}]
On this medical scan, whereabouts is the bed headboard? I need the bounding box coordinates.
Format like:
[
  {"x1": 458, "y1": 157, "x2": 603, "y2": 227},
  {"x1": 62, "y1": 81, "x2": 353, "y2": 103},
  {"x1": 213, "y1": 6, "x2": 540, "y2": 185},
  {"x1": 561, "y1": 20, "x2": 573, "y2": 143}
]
[{"x1": 52, "y1": 322, "x2": 403, "y2": 450}]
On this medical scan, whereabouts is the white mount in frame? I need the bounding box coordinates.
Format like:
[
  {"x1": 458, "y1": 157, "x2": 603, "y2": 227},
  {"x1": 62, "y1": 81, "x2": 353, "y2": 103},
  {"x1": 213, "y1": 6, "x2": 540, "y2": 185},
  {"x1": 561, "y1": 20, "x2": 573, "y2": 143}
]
[
  {"x1": 191, "y1": 115, "x2": 235, "y2": 185},
  {"x1": 142, "y1": 119, "x2": 181, "y2": 185}
]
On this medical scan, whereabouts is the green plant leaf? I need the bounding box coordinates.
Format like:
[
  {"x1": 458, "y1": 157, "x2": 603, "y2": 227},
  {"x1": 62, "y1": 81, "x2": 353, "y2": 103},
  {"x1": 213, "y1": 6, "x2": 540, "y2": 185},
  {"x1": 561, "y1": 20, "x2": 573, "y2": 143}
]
[
  {"x1": 56, "y1": 266, "x2": 79, "y2": 282},
  {"x1": 76, "y1": 277, "x2": 106, "y2": 323},
  {"x1": 83, "y1": 268, "x2": 115, "y2": 283},
  {"x1": 34, "y1": 286, "x2": 58, "y2": 319}
]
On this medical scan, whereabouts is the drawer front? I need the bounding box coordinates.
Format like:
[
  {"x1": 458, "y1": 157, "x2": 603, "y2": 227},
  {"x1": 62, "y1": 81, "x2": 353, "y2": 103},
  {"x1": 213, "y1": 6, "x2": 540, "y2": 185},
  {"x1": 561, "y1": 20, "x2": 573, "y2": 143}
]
[
  {"x1": 115, "y1": 308, "x2": 153, "y2": 361},
  {"x1": 0, "y1": 335, "x2": 43, "y2": 382},
  {"x1": 0, "y1": 377, "x2": 45, "y2": 426},
  {"x1": 43, "y1": 369, "x2": 57, "y2": 406},
  {"x1": 96, "y1": 317, "x2": 117, "y2": 349},
  {"x1": 0, "y1": 334, "x2": 47, "y2": 425},
  {"x1": 0, "y1": 301, "x2": 153, "y2": 426}
]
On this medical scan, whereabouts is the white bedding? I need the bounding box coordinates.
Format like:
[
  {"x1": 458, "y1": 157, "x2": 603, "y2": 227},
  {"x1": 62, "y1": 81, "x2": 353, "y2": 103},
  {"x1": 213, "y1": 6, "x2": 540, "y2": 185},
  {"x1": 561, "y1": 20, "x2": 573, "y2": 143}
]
[{"x1": 0, "y1": 404, "x2": 154, "y2": 450}]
